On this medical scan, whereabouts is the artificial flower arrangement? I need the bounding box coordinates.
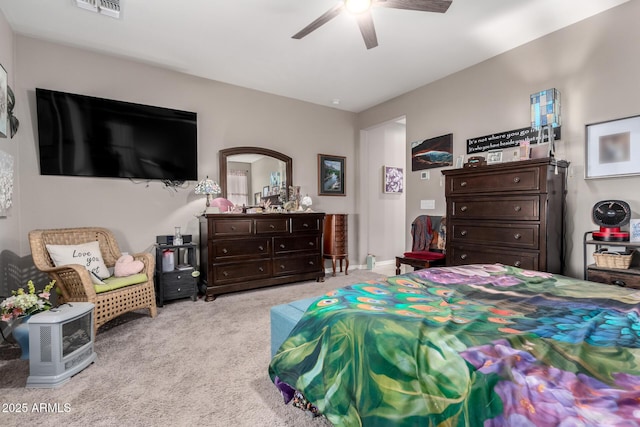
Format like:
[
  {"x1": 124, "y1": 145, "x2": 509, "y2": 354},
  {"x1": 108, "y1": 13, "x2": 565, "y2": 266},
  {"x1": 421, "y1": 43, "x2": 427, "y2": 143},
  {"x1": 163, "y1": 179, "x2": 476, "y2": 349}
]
[{"x1": 0, "y1": 280, "x2": 56, "y2": 322}]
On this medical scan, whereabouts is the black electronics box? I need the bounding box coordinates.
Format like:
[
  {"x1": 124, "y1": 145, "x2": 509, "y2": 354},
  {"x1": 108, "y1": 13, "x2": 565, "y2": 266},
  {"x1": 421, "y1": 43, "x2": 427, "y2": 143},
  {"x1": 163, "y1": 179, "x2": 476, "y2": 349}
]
[{"x1": 156, "y1": 235, "x2": 192, "y2": 245}]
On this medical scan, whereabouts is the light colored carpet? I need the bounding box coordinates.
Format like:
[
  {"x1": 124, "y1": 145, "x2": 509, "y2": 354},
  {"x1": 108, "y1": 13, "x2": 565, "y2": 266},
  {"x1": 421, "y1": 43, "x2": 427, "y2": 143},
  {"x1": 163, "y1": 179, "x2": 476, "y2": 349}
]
[{"x1": 0, "y1": 269, "x2": 387, "y2": 426}]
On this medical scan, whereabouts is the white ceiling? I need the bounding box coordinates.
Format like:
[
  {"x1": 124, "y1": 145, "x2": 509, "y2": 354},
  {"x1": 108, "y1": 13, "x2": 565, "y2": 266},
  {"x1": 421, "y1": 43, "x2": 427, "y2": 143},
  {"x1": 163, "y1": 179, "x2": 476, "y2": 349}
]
[{"x1": 0, "y1": 0, "x2": 629, "y2": 112}]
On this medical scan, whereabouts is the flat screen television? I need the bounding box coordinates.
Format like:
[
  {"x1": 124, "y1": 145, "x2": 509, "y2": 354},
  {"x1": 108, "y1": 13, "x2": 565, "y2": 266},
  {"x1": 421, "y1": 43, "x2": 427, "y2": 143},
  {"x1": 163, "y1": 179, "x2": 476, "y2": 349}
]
[{"x1": 35, "y1": 88, "x2": 198, "y2": 182}]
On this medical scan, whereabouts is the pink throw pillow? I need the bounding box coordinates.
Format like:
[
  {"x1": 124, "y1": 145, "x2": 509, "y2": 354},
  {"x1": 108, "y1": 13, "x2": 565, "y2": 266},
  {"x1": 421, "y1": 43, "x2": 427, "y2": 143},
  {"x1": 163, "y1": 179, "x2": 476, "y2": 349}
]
[{"x1": 114, "y1": 254, "x2": 145, "y2": 277}]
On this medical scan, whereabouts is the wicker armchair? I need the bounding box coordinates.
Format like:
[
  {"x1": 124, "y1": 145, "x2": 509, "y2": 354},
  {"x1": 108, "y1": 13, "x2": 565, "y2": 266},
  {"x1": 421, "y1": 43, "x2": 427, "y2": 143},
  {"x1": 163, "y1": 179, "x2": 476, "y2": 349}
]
[{"x1": 28, "y1": 227, "x2": 157, "y2": 335}]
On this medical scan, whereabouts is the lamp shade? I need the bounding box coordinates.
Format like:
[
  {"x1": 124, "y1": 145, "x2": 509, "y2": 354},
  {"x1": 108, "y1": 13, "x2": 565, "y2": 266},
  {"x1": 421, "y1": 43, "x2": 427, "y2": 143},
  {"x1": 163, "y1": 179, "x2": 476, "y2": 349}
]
[{"x1": 194, "y1": 177, "x2": 221, "y2": 196}]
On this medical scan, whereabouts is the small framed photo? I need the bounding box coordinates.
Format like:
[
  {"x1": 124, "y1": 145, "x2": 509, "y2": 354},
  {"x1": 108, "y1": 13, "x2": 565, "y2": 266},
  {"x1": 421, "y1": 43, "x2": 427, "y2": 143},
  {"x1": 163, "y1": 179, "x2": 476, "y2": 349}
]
[
  {"x1": 254, "y1": 192, "x2": 261, "y2": 205},
  {"x1": 383, "y1": 166, "x2": 403, "y2": 194},
  {"x1": 585, "y1": 115, "x2": 640, "y2": 179},
  {"x1": 262, "y1": 186, "x2": 270, "y2": 197},
  {"x1": 455, "y1": 155, "x2": 464, "y2": 168},
  {"x1": 318, "y1": 154, "x2": 346, "y2": 196},
  {"x1": 487, "y1": 150, "x2": 503, "y2": 165}
]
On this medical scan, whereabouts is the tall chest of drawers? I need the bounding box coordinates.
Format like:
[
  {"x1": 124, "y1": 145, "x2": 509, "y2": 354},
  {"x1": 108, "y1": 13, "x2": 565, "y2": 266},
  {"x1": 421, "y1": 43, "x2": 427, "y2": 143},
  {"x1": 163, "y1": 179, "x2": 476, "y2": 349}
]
[
  {"x1": 323, "y1": 214, "x2": 349, "y2": 276},
  {"x1": 199, "y1": 212, "x2": 325, "y2": 300},
  {"x1": 442, "y1": 158, "x2": 568, "y2": 273}
]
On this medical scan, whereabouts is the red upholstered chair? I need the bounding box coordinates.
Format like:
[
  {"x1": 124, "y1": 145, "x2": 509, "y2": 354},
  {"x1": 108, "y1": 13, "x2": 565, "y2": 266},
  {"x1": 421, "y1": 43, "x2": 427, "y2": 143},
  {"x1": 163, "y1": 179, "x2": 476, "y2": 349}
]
[{"x1": 395, "y1": 216, "x2": 446, "y2": 274}]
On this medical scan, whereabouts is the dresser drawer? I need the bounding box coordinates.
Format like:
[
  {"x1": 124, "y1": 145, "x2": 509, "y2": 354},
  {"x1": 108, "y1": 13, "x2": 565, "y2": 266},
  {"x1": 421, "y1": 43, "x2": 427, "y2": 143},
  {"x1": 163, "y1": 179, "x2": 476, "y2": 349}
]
[
  {"x1": 273, "y1": 254, "x2": 322, "y2": 276},
  {"x1": 212, "y1": 260, "x2": 271, "y2": 284},
  {"x1": 291, "y1": 216, "x2": 322, "y2": 232},
  {"x1": 256, "y1": 218, "x2": 289, "y2": 234},
  {"x1": 448, "y1": 244, "x2": 539, "y2": 270},
  {"x1": 451, "y1": 196, "x2": 540, "y2": 221},
  {"x1": 211, "y1": 238, "x2": 270, "y2": 260},
  {"x1": 448, "y1": 167, "x2": 541, "y2": 195},
  {"x1": 449, "y1": 221, "x2": 539, "y2": 249},
  {"x1": 587, "y1": 268, "x2": 640, "y2": 289},
  {"x1": 210, "y1": 219, "x2": 253, "y2": 236},
  {"x1": 274, "y1": 236, "x2": 319, "y2": 254}
]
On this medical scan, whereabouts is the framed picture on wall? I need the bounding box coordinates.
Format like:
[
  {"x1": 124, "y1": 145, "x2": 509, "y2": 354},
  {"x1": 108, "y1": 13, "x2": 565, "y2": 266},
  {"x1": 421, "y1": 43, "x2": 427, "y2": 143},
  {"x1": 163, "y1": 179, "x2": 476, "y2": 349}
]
[
  {"x1": 383, "y1": 166, "x2": 403, "y2": 194},
  {"x1": 585, "y1": 115, "x2": 640, "y2": 179},
  {"x1": 0, "y1": 63, "x2": 7, "y2": 138},
  {"x1": 318, "y1": 154, "x2": 346, "y2": 196}
]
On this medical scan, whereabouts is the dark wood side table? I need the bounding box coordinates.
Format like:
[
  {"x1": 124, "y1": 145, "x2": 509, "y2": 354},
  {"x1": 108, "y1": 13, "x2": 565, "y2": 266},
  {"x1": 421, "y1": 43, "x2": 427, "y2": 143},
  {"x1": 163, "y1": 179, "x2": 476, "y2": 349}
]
[{"x1": 323, "y1": 213, "x2": 349, "y2": 276}]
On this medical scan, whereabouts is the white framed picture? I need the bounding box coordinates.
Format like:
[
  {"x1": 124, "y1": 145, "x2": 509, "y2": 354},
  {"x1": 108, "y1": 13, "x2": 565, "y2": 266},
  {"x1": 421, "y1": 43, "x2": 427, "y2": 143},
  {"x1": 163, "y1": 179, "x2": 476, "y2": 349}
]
[
  {"x1": 486, "y1": 151, "x2": 503, "y2": 165},
  {"x1": 630, "y1": 219, "x2": 640, "y2": 242}
]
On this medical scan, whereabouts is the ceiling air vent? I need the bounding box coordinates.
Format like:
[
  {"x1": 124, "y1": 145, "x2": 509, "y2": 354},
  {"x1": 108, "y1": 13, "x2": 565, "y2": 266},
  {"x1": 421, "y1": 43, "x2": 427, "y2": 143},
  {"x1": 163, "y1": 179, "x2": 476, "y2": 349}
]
[{"x1": 75, "y1": 0, "x2": 120, "y2": 19}]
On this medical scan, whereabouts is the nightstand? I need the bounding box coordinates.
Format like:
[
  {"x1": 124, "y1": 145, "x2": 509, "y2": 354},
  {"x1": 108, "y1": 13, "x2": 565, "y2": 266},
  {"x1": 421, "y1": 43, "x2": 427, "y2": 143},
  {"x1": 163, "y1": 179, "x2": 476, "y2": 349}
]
[{"x1": 155, "y1": 243, "x2": 198, "y2": 306}]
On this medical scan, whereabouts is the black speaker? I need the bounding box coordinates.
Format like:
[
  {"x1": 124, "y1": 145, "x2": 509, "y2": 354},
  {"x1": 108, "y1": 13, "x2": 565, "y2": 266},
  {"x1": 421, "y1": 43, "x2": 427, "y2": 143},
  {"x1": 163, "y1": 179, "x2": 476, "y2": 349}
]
[{"x1": 156, "y1": 235, "x2": 192, "y2": 245}]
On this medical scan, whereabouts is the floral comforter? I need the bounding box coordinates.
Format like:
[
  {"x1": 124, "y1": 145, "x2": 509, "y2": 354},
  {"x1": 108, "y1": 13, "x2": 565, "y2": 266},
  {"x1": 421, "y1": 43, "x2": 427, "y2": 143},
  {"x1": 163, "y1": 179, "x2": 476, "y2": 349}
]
[{"x1": 268, "y1": 264, "x2": 640, "y2": 426}]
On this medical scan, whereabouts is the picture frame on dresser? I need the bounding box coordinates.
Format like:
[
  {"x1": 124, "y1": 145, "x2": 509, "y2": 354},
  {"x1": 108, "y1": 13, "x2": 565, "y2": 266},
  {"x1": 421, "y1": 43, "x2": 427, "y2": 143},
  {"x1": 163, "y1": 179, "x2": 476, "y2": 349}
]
[
  {"x1": 318, "y1": 154, "x2": 346, "y2": 196},
  {"x1": 585, "y1": 115, "x2": 640, "y2": 179}
]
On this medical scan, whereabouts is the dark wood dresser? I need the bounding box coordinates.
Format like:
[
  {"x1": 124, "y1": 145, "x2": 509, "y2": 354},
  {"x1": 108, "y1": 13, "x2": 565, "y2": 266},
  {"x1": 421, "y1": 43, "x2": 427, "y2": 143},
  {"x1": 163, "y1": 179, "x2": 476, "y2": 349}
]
[
  {"x1": 323, "y1": 214, "x2": 349, "y2": 276},
  {"x1": 442, "y1": 158, "x2": 568, "y2": 273},
  {"x1": 198, "y1": 212, "x2": 325, "y2": 300}
]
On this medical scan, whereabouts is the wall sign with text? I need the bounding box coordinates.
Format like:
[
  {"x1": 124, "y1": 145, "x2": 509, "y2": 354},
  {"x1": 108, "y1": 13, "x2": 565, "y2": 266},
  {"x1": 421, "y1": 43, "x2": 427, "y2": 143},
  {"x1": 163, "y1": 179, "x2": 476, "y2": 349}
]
[{"x1": 467, "y1": 126, "x2": 561, "y2": 154}]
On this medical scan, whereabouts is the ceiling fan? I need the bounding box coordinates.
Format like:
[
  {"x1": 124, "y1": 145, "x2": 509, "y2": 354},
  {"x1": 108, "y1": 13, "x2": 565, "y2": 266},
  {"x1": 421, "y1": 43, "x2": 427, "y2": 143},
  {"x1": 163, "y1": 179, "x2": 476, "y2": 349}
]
[{"x1": 292, "y1": 0, "x2": 453, "y2": 49}]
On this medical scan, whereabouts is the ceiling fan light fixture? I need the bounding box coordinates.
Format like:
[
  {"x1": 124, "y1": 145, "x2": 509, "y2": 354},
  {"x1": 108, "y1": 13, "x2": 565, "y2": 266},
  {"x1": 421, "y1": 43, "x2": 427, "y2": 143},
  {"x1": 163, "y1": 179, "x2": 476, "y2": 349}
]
[{"x1": 344, "y1": 0, "x2": 372, "y2": 15}]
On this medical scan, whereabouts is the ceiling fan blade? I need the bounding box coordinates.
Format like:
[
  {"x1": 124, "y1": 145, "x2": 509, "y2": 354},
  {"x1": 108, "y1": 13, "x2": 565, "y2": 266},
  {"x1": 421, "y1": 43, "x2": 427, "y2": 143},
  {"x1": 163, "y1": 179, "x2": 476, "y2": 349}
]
[
  {"x1": 292, "y1": 4, "x2": 345, "y2": 40},
  {"x1": 357, "y1": 11, "x2": 378, "y2": 49},
  {"x1": 375, "y1": 0, "x2": 452, "y2": 13}
]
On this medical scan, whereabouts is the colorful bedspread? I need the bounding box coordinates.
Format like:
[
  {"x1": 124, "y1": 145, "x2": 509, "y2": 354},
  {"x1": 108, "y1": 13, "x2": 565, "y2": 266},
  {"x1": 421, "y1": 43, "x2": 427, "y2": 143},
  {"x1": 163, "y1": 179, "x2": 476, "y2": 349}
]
[{"x1": 268, "y1": 264, "x2": 640, "y2": 426}]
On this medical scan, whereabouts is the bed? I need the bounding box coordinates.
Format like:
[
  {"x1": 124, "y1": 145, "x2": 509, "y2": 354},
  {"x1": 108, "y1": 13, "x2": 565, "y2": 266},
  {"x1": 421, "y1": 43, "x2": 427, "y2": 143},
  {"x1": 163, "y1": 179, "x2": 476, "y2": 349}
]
[{"x1": 268, "y1": 264, "x2": 640, "y2": 426}]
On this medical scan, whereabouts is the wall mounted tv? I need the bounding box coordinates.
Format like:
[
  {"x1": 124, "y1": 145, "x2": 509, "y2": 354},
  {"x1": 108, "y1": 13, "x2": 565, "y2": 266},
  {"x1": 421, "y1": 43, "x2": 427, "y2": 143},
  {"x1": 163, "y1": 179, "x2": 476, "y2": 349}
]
[{"x1": 35, "y1": 88, "x2": 198, "y2": 182}]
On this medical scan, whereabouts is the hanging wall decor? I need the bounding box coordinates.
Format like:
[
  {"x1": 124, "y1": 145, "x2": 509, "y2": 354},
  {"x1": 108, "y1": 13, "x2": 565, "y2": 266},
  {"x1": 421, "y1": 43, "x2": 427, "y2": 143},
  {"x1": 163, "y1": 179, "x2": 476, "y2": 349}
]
[
  {"x1": 411, "y1": 133, "x2": 453, "y2": 171},
  {"x1": 0, "y1": 64, "x2": 7, "y2": 138},
  {"x1": 0, "y1": 150, "x2": 14, "y2": 216},
  {"x1": 383, "y1": 166, "x2": 404, "y2": 194},
  {"x1": 7, "y1": 85, "x2": 18, "y2": 138}
]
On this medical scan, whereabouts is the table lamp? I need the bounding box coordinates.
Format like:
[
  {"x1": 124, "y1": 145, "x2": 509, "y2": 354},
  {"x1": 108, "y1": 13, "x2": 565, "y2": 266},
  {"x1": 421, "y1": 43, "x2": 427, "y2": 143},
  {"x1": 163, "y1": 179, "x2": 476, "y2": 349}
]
[
  {"x1": 301, "y1": 194, "x2": 313, "y2": 211},
  {"x1": 194, "y1": 176, "x2": 221, "y2": 214},
  {"x1": 530, "y1": 88, "x2": 561, "y2": 157}
]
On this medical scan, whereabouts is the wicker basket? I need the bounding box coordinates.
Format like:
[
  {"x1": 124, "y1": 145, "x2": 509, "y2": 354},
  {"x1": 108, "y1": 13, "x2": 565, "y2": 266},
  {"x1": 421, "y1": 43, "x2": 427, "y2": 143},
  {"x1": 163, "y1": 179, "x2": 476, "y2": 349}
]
[{"x1": 593, "y1": 250, "x2": 634, "y2": 269}]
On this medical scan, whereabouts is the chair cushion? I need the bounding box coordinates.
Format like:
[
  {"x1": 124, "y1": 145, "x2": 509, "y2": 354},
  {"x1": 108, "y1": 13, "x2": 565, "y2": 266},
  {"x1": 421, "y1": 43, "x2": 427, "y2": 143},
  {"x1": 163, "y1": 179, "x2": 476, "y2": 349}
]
[
  {"x1": 94, "y1": 273, "x2": 149, "y2": 294},
  {"x1": 403, "y1": 251, "x2": 445, "y2": 261}
]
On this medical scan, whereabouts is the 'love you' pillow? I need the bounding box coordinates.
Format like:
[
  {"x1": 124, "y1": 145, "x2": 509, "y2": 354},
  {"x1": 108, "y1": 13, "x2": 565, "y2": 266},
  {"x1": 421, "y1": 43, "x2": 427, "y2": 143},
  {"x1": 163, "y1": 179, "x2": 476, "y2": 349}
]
[{"x1": 114, "y1": 254, "x2": 145, "y2": 277}]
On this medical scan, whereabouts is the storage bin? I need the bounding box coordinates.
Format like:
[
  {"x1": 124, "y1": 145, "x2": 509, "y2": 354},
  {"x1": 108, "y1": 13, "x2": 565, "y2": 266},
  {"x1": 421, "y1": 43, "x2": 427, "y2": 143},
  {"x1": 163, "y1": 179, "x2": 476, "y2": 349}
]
[{"x1": 593, "y1": 250, "x2": 634, "y2": 269}]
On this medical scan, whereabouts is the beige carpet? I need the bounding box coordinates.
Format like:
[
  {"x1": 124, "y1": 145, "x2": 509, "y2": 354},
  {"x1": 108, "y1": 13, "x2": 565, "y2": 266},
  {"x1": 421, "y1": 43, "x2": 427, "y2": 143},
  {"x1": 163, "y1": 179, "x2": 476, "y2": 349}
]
[{"x1": 0, "y1": 269, "x2": 387, "y2": 426}]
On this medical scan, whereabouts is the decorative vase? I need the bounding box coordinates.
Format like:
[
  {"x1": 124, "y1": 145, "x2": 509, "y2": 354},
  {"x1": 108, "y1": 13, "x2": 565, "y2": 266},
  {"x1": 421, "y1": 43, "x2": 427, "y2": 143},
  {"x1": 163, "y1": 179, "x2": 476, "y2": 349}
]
[{"x1": 12, "y1": 315, "x2": 31, "y2": 360}]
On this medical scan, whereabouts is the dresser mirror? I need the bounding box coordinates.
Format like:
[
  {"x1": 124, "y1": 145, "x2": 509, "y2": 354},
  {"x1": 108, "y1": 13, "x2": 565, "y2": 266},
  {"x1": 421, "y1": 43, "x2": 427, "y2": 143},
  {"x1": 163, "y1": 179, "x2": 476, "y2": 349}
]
[{"x1": 219, "y1": 147, "x2": 293, "y2": 206}]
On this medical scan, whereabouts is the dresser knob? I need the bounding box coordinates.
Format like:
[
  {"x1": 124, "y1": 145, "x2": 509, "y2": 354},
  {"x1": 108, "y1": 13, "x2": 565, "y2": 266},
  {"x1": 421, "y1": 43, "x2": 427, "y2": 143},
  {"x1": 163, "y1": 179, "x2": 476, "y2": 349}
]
[
  {"x1": 231, "y1": 226, "x2": 236, "y2": 231},
  {"x1": 514, "y1": 206, "x2": 521, "y2": 212},
  {"x1": 514, "y1": 233, "x2": 522, "y2": 240},
  {"x1": 280, "y1": 244, "x2": 285, "y2": 249},
  {"x1": 513, "y1": 177, "x2": 521, "y2": 183},
  {"x1": 177, "y1": 275, "x2": 182, "y2": 280},
  {"x1": 460, "y1": 206, "x2": 468, "y2": 212},
  {"x1": 258, "y1": 267, "x2": 264, "y2": 272},
  {"x1": 514, "y1": 261, "x2": 521, "y2": 267},
  {"x1": 222, "y1": 248, "x2": 228, "y2": 254},
  {"x1": 270, "y1": 224, "x2": 275, "y2": 229},
  {"x1": 280, "y1": 264, "x2": 286, "y2": 270},
  {"x1": 612, "y1": 280, "x2": 627, "y2": 287},
  {"x1": 308, "y1": 241, "x2": 314, "y2": 246},
  {"x1": 223, "y1": 271, "x2": 229, "y2": 277},
  {"x1": 177, "y1": 287, "x2": 181, "y2": 292},
  {"x1": 460, "y1": 230, "x2": 467, "y2": 236},
  {"x1": 258, "y1": 245, "x2": 264, "y2": 251},
  {"x1": 303, "y1": 223, "x2": 309, "y2": 228},
  {"x1": 308, "y1": 261, "x2": 314, "y2": 265},
  {"x1": 460, "y1": 181, "x2": 467, "y2": 187},
  {"x1": 460, "y1": 254, "x2": 468, "y2": 260}
]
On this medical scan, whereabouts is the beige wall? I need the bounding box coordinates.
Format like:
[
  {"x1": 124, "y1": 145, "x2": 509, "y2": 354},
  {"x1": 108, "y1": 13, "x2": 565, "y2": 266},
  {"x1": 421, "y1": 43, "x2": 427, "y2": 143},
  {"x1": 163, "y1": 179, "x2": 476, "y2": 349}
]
[
  {"x1": 10, "y1": 36, "x2": 357, "y2": 259},
  {"x1": 358, "y1": 0, "x2": 640, "y2": 277}
]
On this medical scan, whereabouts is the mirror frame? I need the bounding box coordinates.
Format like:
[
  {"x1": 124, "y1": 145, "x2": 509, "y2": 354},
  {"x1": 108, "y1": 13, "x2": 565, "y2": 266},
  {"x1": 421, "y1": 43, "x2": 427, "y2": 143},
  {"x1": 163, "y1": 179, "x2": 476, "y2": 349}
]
[{"x1": 219, "y1": 146, "x2": 293, "y2": 200}]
